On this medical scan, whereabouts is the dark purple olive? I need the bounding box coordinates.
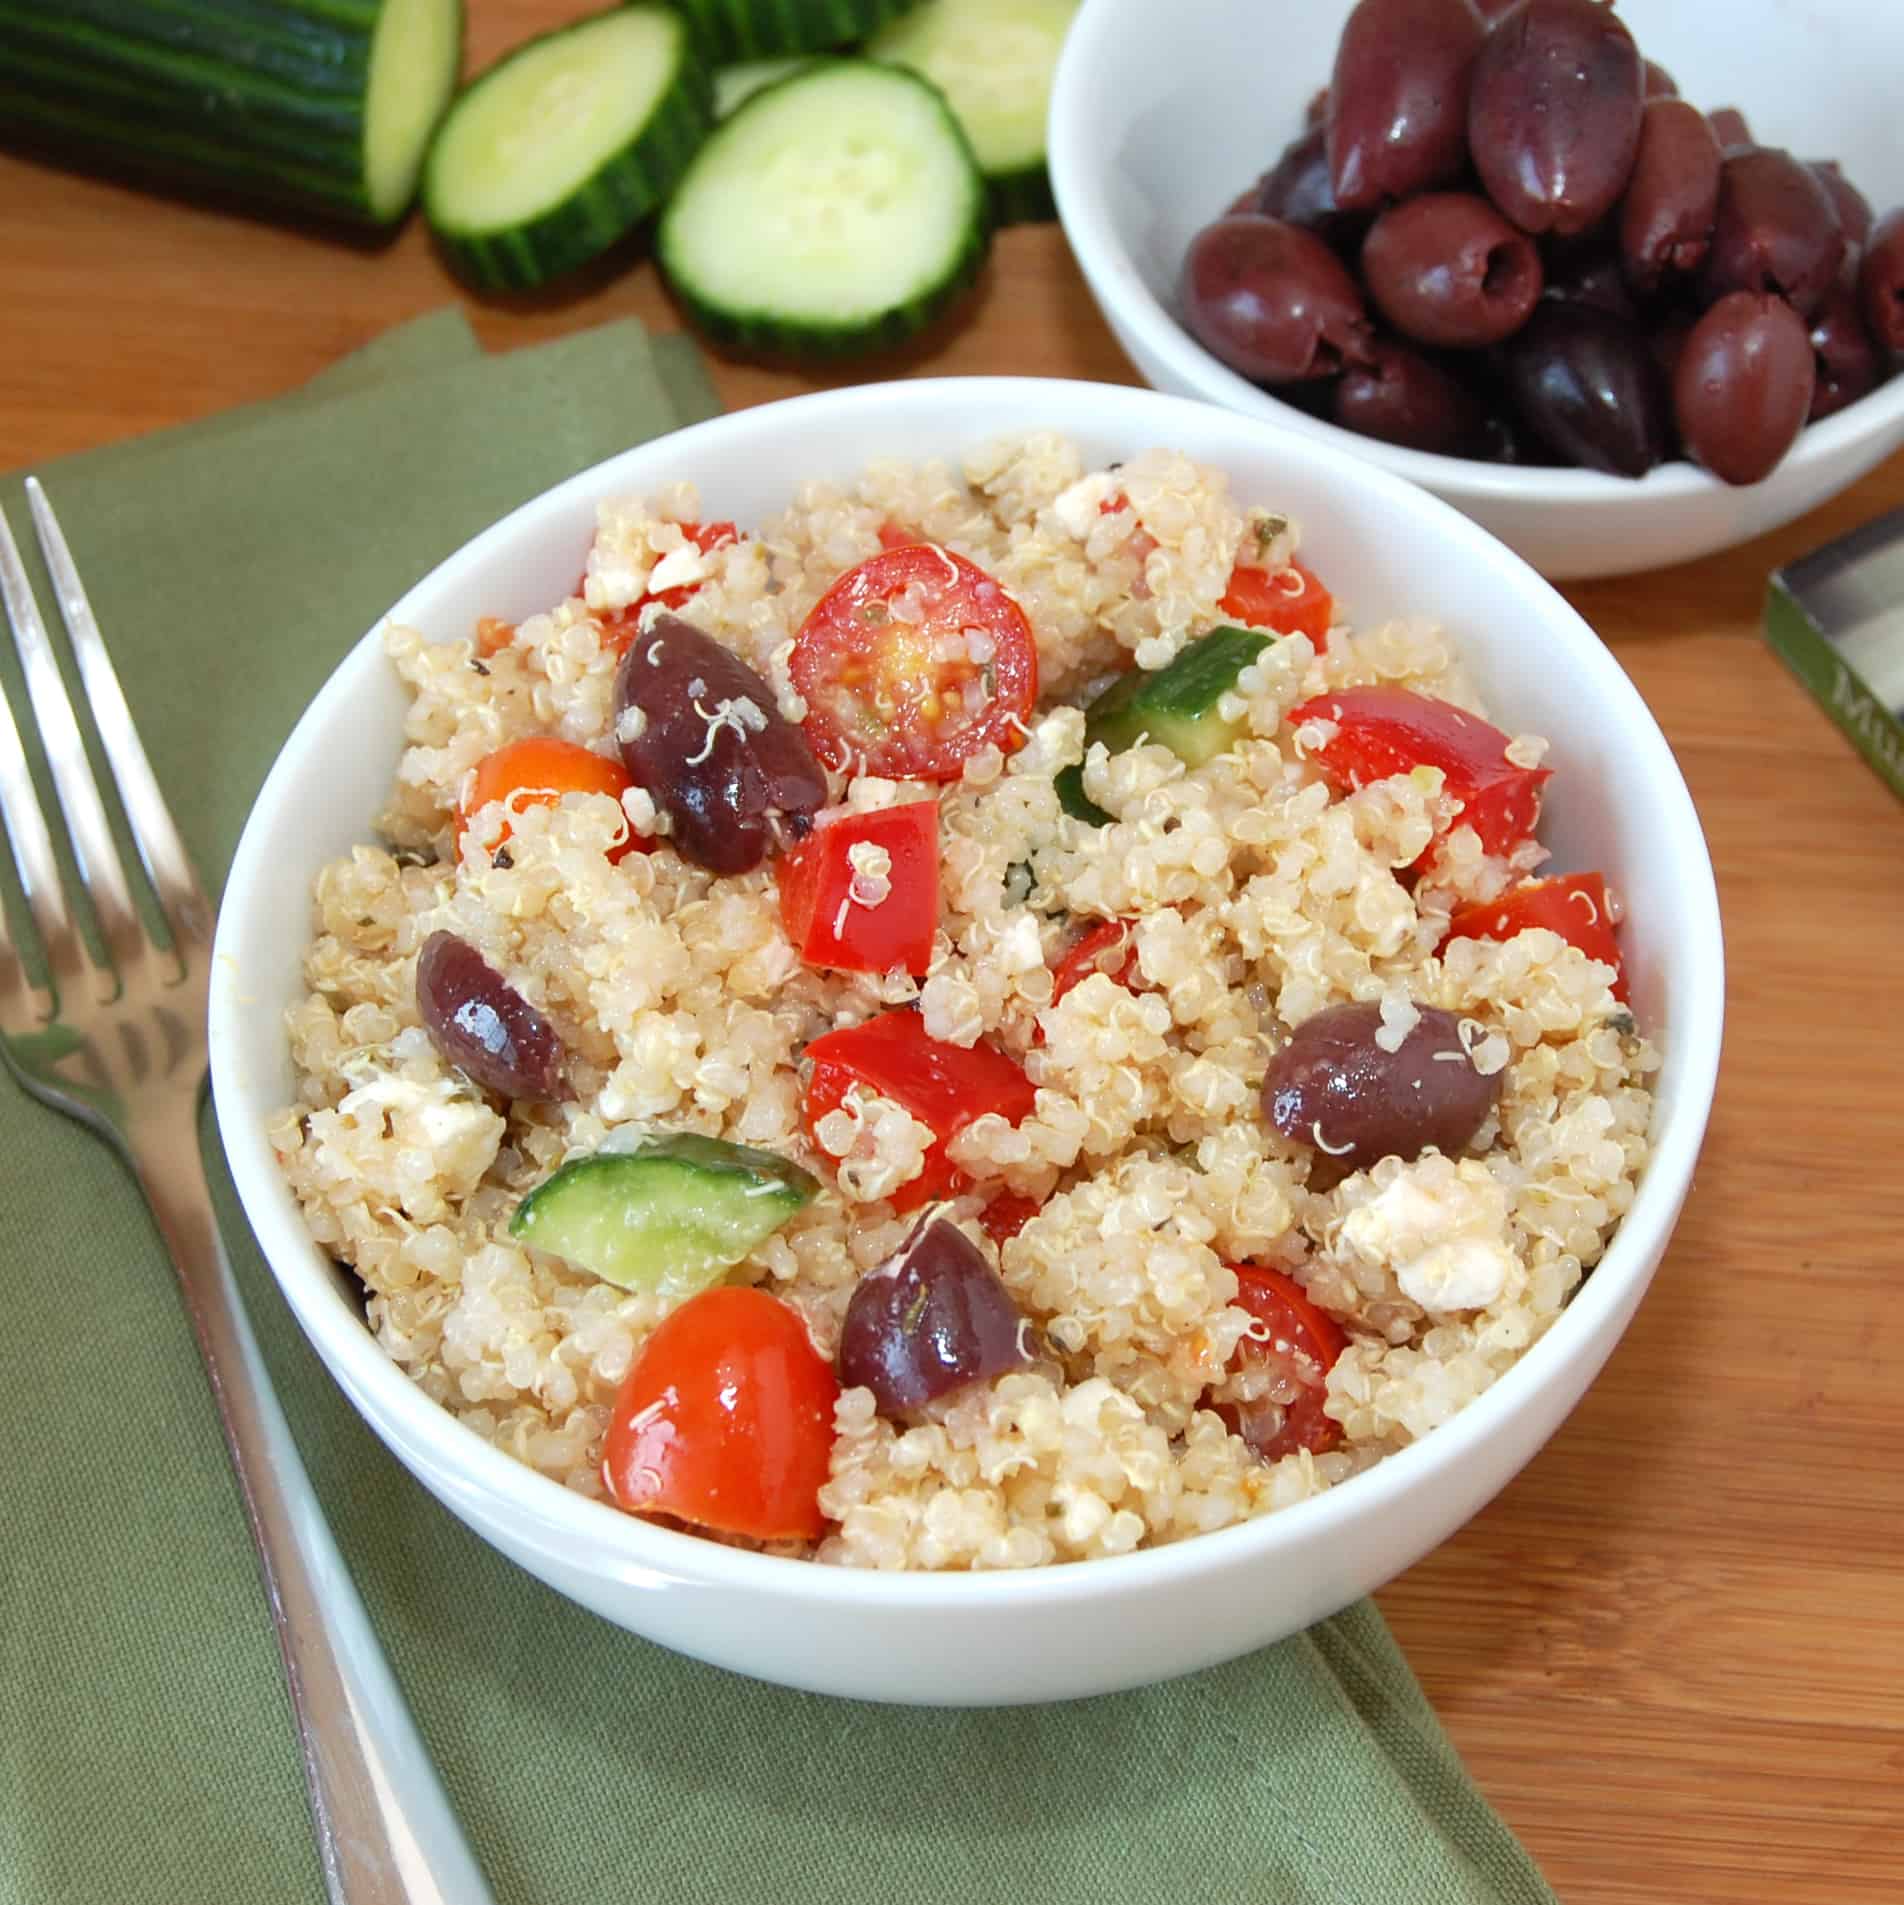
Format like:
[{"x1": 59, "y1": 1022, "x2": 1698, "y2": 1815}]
[
  {"x1": 1705, "y1": 107, "x2": 1752, "y2": 153},
  {"x1": 1361, "y1": 192, "x2": 1543, "y2": 346},
  {"x1": 1468, "y1": 0, "x2": 1644, "y2": 237},
  {"x1": 1503, "y1": 301, "x2": 1672, "y2": 475},
  {"x1": 1471, "y1": 0, "x2": 1519, "y2": 17},
  {"x1": 1650, "y1": 309, "x2": 1696, "y2": 389},
  {"x1": 612, "y1": 612, "x2": 825, "y2": 876},
  {"x1": 1261, "y1": 1000, "x2": 1502, "y2": 1177},
  {"x1": 1618, "y1": 99, "x2": 1722, "y2": 296},
  {"x1": 1642, "y1": 60, "x2": 1678, "y2": 100},
  {"x1": 1808, "y1": 274, "x2": 1884, "y2": 421},
  {"x1": 1861, "y1": 208, "x2": 1904, "y2": 353},
  {"x1": 837, "y1": 1216, "x2": 1034, "y2": 1416},
  {"x1": 1327, "y1": 0, "x2": 1485, "y2": 211},
  {"x1": 1700, "y1": 148, "x2": 1844, "y2": 318},
  {"x1": 1333, "y1": 336, "x2": 1489, "y2": 453},
  {"x1": 1674, "y1": 291, "x2": 1816, "y2": 485},
  {"x1": 1540, "y1": 240, "x2": 1638, "y2": 319},
  {"x1": 1810, "y1": 162, "x2": 1872, "y2": 249},
  {"x1": 1180, "y1": 214, "x2": 1376, "y2": 383},
  {"x1": 1255, "y1": 124, "x2": 1370, "y2": 252},
  {"x1": 416, "y1": 931, "x2": 568, "y2": 1102}
]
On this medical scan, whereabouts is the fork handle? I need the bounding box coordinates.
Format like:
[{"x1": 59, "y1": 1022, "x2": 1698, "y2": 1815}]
[{"x1": 131, "y1": 1115, "x2": 495, "y2": 1905}]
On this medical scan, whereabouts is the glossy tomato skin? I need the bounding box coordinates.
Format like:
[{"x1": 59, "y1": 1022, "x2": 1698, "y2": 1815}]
[
  {"x1": 788, "y1": 544, "x2": 1039, "y2": 781},
  {"x1": 602, "y1": 1286, "x2": 838, "y2": 1543},
  {"x1": 1290, "y1": 685, "x2": 1549, "y2": 858},
  {"x1": 1048, "y1": 918, "x2": 1140, "y2": 1006},
  {"x1": 596, "y1": 521, "x2": 738, "y2": 654},
  {"x1": 802, "y1": 1008, "x2": 1036, "y2": 1213},
  {"x1": 457, "y1": 735, "x2": 647, "y2": 862},
  {"x1": 1214, "y1": 1265, "x2": 1348, "y2": 1462},
  {"x1": 775, "y1": 800, "x2": 941, "y2": 976},
  {"x1": 1445, "y1": 871, "x2": 1626, "y2": 999},
  {"x1": 1219, "y1": 560, "x2": 1336, "y2": 650},
  {"x1": 978, "y1": 1191, "x2": 1042, "y2": 1248}
]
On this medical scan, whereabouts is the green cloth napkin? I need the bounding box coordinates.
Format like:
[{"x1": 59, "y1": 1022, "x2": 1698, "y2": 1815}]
[{"x1": 0, "y1": 314, "x2": 1556, "y2": 1905}]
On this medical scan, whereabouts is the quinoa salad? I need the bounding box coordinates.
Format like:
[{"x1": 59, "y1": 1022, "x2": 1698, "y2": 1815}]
[{"x1": 271, "y1": 434, "x2": 1658, "y2": 1570}]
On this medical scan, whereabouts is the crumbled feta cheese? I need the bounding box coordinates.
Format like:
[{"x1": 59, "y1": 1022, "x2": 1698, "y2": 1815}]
[
  {"x1": 338, "y1": 1071, "x2": 496, "y2": 1151},
  {"x1": 645, "y1": 543, "x2": 710, "y2": 594},
  {"x1": 614, "y1": 703, "x2": 647, "y2": 745},
  {"x1": 994, "y1": 911, "x2": 1046, "y2": 976},
  {"x1": 1373, "y1": 992, "x2": 1421, "y2": 1054},
  {"x1": 1052, "y1": 471, "x2": 1116, "y2": 539},
  {"x1": 1337, "y1": 1158, "x2": 1516, "y2": 1313}
]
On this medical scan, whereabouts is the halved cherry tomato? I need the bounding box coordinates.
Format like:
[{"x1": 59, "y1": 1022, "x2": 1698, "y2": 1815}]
[
  {"x1": 875, "y1": 520, "x2": 916, "y2": 551},
  {"x1": 1048, "y1": 917, "x2": 1140, "y2": 1007},
  {"x1": 803, "y1": 1008, "x2": 1037, "y2": 1212},
  {"x1": 1445, "y1": 872, "x2": 1627, "y2": 1000},
  {"x1": 597, "y1": 520, "x2": 739, "y2": 655},
  {"x1": 601, "y1": 1286, "x2": 838, "y2": 1542},
  {"x1": 775, "y1": 800, "x2": 941, "y2": 975},
  {"x1": 474, "y1": 616, "x2": 515, "y2": 657},
  {"x1": 788, "y1": 544, "x2": 1039, "y2": 781},
  {"x1": 1220, "y1": 561, "x2": 1335, "y2": 651},
  {"x1": 978, "y1": 1191, "x2": 1042, "y2": 1247},
  {"x1": 1211, "y1": 1265, "x2": 1348, "y2": 1463},
  {"x1": 457, "y1": 735, "x2": 648, "y2": 862},
  {"x1": 1289, "y1": 686, "x2": 1549, "y2": 859}
]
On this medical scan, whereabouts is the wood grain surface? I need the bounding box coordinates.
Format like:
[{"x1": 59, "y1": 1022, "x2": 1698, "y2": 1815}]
[{"x1": 3, "y1": 9, "x2": 1900, "y2": 1896}]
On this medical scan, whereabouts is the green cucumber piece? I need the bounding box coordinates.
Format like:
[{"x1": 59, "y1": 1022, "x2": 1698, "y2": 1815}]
[
  {"x1": 511, "y1": 1133, "x2": 817, "y2": 1300},
  {"x1": 866, "y1": 0, "x2": 1080, "y2": 225},
  {"x1": 713, "y1": 55, "x2": 814, "y2": 117},
  {"x1": 0, "y1": 0, "x2": 462, "y2": 226},
  {"x1": 658, "y1": 58, "x2": 989, "y2": 359},
  {"x1": 671, "y1": 0, "x2": 919, "y2": 64},
  {"x1": 1058, "y1": 626, "x2": 1275, "y2": 827},
  {"x1": 423, "y1": 5, "x2": 712, "y2": 291}
]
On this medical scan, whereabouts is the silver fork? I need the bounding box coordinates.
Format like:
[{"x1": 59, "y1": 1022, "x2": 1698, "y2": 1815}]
[{"x1": 0, "y1": 480, "x2": 494, "y2": 1905}]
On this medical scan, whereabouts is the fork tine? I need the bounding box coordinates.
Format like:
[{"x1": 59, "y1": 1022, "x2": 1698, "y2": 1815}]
[
  {"x1": 27, "y1": 479, "x2": 213, "y2": 948},
  {"x1": 0, "y1": 494, "x2": 146, "y2": 983}
]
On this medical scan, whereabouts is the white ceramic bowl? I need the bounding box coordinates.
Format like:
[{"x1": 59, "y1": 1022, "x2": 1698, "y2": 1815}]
[
  {"x1": 211, "y1": 377, "x2": 1723, "y2": 1704},
  {"x1": 1049, "y1": 0, "x2": 1904, "y2": 581}
]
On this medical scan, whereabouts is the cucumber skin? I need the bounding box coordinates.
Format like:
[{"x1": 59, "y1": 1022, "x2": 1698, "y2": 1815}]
[
  {"x1": 425, "y1": 18, "x2": 715, "y2": 293},
  {"x1": 988, "y1": 163, "x2": 1055, "y2": 226},
  {"x1": 658, "y1": 59, "x2": 991, "y2": 361},
  {"x1": 0, "y1": 0, "x2": 461, "y2": 226},
  {"x1": 672, "y1": 0, "x2": 918, "y2": 63}
]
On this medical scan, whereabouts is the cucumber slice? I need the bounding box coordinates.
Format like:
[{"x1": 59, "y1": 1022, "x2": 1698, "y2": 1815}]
[
  {"x1": 672, "y1": 0, "x2": 919, "y2": 64},
  {"x1": 658, "y1": 59, "x2": 989, "y2": 359},
  {"x1": 423, "y1": 5, "x2": 712, "y2": 291},
  {"x1": 866, "y1": 0, "x2": 1080, "y2": 224},
  {"x1": 1057, "y1": 625, "x2": 1276, "y2": 826},
  {"x1": 713, "y1": 55, "x2": 813, "y2": 118},
  {"x1": 511, "y1": 1133, "x2": 818, "y2": 1301},
  {"x1": 0, "y1": 0, "x2": 462, "y2": 227}
]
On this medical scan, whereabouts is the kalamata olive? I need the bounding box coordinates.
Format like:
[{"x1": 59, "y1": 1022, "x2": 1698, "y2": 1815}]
[
  {"x1": 1810, "y1": 162, "x2": 1872, "y2": 249},
  {"x1": 1255, "y1": 124, "x2": 1370, "y2": 253},
  {"x1": 1361, "y1": 192, "x2": 1543, "y2": 346},
  {"x1": 1861, "y1": 208, "x2": 1904, "y2": 353},
  {"x1": 1471, "y1": 0, "x2": 1519, "y2": 19},
  {"x1": 1502, "y1": 301, "x2": 1672, "y2": 475},
  {"x1": 1468, "y1": 0, "x2": 1644, "y2": 237},
  {"x1": 1674, "y1": 291, "x2": 1816, "y2": 485},
  {"x1": 837, "y1": 1216, "x2": 1034, "y2": 1416},
  {"x1": 1180, "y1": 214, "x2": 1376, "y2": 383},
  {"x1": 1705, "y1": 107, "x2": 1752, "y2": 153},
  {"x1": 1261, "y1": 1000, "x2": 1502, "y2": 1177},
  {"x1": 1540, "y1": 241, "x2": 1638, "y2": 319},
  {"x1": 1327, "y1": 0, "x2": 1485, "y2": 211},
  {"x1": 1333, "y1": 336, "x2": 1489, "y2": 453},
  {"x1": 1642, "y1": 60, "x2": 1677, "y2": 100},
  {"x1": 613, "y1": 612, "x2": 825, "y2": 876},
  {"x1": 1700, "y1": 148, "x2": 1844, "y2": 318},
  {"x1": 415, "y1": 930, "x2": 569, "y2": 1101},
  {"x1": 1650, "y1": 310, "x2": 1695, "y2": 389},
  {"x1": 1618, "y1": 99, "x2": 1722, "y2": 296},
  {"x1": 1808, "y1": 275, "x2": 1884, "y2": 421}
]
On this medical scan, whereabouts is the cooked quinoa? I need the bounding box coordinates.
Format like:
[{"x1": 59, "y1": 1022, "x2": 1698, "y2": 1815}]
[{"x1": 271, "y1": 433, "x2": 1658, "y2": 1570}]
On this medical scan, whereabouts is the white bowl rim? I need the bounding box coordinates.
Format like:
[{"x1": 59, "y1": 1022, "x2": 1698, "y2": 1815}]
[
  {"x1": 1045, "y1": 0, "x2": 1904, "y2": 506},
  {"x1": 213, "y1": 374, "x2": 1726, "y2": 1614}
]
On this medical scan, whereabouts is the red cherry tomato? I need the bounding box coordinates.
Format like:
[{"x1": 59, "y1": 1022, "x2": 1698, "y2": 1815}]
[
  {"x1": 978, "y1": 1191, "x2": 1042, "y2": 1247},
  {"x1": 875, "y1": 519, "x2": 916, "y2": 551},
  {"x1": 1219, "y1": 561, "x2": 1335, "y2": 651},
  {"x1": 803, "y1": 1008, "x2": 1037, "y2": 1212},
  {"x1": 457, "y1": 735, "x2": 648, "y2": 862},
  {"x1": 597, "y1": 520, "x2": 739, "y2": 655},
  {"x1": 1445, "y1": 871, "x2": 1627, "y2": 1000},
  {"x1": 601, "y1": 1286, "x2": 838, "y2": 1542},
  {"x1": 1212, "y1": 1265, "x2": 1348, "y2": 1462},
  {"x1": 775, "y1": 800, "x2": 941, "y2": 976},
  {"x1": 474, "y1": 616, "x2": 515, "y2": 657},
  {"x1": 1289, "y1": 686, "x2": 1549, "y2": 859},
  {"x1": 788, "y1": 543, "x2": 1039, "y2": 781},
  {"x1": 1048, "y1": 917, "x2": 1140, "y2": 1006}
]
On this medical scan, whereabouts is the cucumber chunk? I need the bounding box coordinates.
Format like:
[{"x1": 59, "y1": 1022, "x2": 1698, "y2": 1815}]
[
  {"x1": 511, "y1": 1134, "x2": 818, "y2": 1301},
  {"x1": 672, "y1": 0, "x2": 920, "y2": 64},
  {"x1": 423, "y1": 5, "x2": 712, "y2": 291},
  {"x1": 658, "y1": 58, "x2": 989, "y2": 359},
  {"x1": 1057, "y1": 625, "x2": 1276, "y2": 827},
  {"x1": 867, "y1": 0, "x2": 1080, "y2": 224}
]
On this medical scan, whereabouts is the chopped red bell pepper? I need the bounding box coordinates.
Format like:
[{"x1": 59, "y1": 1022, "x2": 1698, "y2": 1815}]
[
  {"x1": 1210, "y1": 1265, "x2": 1348, "y2": 1462},
  {"x1": 1219, "y1": 560, "x2": 1335, "y2": 651},
  {"x1": 1048, "y1": 917, "x2": 1140, "y2": 1006},
  {"x1": 1444, "y1": 871, "x2": 1627, "y2": 1000},
  {"x1": 803, "y1": 1009, "x2": 1037, "y2": 1213},
  {"x1": 1289, "y1": 685, "x2": 1549, "y2": 859},
  {"x1": 776, "y1": 801, "x2": 941, "y2": 976}
]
